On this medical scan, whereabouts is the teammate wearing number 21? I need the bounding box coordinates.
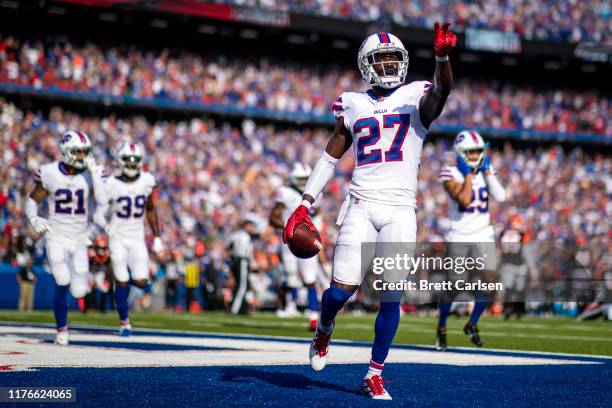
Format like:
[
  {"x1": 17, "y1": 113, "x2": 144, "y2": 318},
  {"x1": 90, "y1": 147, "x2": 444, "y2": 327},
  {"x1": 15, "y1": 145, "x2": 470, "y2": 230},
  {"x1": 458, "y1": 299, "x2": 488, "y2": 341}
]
[
  {"x1": 94, "y1": 142, "x2": 163, "y2": 336},
  {"x1": 283, "y1": 23, "x2": 457, "y2": 399},
  {"x1": 26, "y1": 131, "x2": 108, "y2": 345}
]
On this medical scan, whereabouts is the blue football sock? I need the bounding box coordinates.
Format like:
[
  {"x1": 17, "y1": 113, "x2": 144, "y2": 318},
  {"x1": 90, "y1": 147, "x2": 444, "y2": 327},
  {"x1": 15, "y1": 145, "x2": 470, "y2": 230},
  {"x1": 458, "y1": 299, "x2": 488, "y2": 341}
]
[
  {"x1": 53, "y1": 284, "x2": 69, "y2": 330},
  {"x1": 438, "y1": 302, "x2": 452, "y2": 328},
  {"x1": 320, "y1": 286, "x2": 353, "y2": 327},
  {"x1": 290, "y1": 288, "x2": 298, "y2": 302},
  {"x1": 115, "y1": 285, "x2": 130, "y2": 322},
  {"x1": 307, "y1": 287, "x2": 319, "y2": 312},
  {"x1": 371, "y1": 301, "x2": 400, "y2": 365},
  {"x1": 470, "y1": 298, "x2": 489, "y2": 325}
]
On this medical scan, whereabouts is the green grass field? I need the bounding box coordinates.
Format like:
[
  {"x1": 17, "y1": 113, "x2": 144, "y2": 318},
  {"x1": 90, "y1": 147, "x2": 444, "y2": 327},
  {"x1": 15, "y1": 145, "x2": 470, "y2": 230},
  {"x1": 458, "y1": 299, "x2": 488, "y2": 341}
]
[{"x1": 1, "y1": 310, "x2": 610, "y2": 356}]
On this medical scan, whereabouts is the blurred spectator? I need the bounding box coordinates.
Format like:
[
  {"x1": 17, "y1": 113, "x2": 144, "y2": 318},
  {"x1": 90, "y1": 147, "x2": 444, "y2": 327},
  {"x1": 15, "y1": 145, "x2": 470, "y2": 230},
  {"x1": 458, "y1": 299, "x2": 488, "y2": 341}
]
[
  {"x1": 164, "y1": 250, "x2": 183, "y2": 311},
  {"x1": 0, "y1": 35, "x2": 609, "y2": 136},
  {"x1": 15, "y1": 237, "x2": 35, "y2": 312},
  {"x1": 212, "y1": 0, "x2": 611, "y2": 43},
  {"x1": 0, "y1": 97, "x2": 609, "y2": 314},
  {"x1": 184, "y1": 254, "x2": 201, "y2": 312}
]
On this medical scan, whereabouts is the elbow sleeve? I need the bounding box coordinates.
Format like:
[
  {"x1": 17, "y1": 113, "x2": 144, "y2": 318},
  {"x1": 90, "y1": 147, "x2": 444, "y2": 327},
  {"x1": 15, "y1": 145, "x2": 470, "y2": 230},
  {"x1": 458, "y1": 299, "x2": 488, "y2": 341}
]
[{"x1": 303, "y1": 151, "x2": 338, "y2": 200}]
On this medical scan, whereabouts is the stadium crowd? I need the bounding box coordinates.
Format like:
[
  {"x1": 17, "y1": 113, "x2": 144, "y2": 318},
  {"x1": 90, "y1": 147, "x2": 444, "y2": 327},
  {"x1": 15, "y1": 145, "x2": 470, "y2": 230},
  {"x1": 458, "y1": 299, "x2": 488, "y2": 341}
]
[
  {"x1": 0, "y1": 98, "x2": 610, "y2": 312},
  {"x1": 213, "y1": 0, "x2": 611, "y2": 43},
  {"x1": 0, "y1": 35, "x2": 610, "y2": 136}
]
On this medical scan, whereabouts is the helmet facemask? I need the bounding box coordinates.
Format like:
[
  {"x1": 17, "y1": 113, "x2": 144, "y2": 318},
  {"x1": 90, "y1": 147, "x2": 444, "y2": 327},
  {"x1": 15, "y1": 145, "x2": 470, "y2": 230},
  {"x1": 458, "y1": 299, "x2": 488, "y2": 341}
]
[
  {"x1": 359, "y1": 48, "x2": 409, "y2": 90},
  {"x1": 119, "y1": 154, "x2": 142, "y2": 178},
  {"x1": 459, "y1": 147, "x2": 486, "y2": 169},
  {"x1": 65, "y1": 147, "x2": 91, "y2": 170}
]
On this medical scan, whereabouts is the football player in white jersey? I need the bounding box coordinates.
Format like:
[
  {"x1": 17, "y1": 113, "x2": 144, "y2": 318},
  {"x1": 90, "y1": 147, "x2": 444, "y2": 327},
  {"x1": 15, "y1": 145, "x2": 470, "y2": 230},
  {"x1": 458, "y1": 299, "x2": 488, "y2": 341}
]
[
  {"x1": 25, "y1": 130, "x2": 107, "y2": 345},
  {"x1": 282, "y1": 23, "x2": 457, "y2": 399},
  {"x1": 94, "y1": 142, "x2": 163, "y2": 336},
  {"x1": 270, "y1": 163, "x2": 324, "y2": 330},
  {"x1": 435, "y1": 130, "x2": 507, "y2": 351}
]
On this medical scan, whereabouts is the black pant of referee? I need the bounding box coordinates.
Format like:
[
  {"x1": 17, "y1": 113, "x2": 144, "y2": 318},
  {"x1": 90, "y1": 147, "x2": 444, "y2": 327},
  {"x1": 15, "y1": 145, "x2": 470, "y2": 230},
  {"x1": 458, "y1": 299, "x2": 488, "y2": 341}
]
[
  {"x1": 230, "y1": 256, "x2": 249, "y2": 315},
  {"x1": 227, "y1": 221, "x2": 255, "y2": 315}
]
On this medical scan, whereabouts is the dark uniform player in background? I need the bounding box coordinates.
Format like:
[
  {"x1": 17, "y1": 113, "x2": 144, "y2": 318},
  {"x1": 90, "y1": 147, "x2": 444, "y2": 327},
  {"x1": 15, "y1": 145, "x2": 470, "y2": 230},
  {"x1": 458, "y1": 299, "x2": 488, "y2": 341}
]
[
  {"x1": 89, "y1": 235, "x2": 114, "y2": 313},
  {"x1": 500, "y1": 216, "x2": 533, "y2": 319}
]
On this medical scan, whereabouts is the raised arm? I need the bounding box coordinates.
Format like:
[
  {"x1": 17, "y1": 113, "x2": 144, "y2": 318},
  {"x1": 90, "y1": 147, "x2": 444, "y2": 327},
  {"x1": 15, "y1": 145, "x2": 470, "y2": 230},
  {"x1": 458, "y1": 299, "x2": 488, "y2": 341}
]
[{"x1": 419, "y1": 21, "x2": 457, "y2": 129}]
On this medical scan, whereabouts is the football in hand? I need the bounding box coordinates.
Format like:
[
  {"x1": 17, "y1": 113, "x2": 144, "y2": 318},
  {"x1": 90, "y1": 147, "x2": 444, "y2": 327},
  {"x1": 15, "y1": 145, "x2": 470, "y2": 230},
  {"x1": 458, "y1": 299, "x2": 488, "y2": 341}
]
[{"x1": 288, "y1": 223, "x2": 322, "y2": 259}]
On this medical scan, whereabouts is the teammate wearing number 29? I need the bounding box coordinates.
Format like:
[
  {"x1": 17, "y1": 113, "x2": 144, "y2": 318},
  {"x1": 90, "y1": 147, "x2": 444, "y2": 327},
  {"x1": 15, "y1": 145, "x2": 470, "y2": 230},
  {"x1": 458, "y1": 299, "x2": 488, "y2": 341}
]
[
  {"x1": 26, "y1": 131, "x2": 108, "y2": 345},
  {"x1": 283, "y1": 23, "x2": 456, "y2": 399},
  {"x1": 435, "y1": 130, "x2": 506, "y2": 351},
  {"x1": 94, "y1": 142, "x2": 163, "y2": 336}
]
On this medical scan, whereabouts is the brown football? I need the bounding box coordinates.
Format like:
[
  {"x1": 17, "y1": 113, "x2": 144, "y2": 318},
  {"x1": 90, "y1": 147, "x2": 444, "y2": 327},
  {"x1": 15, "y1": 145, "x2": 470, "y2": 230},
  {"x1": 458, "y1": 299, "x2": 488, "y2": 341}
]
[{"x1": 288, "y1": 223, "x2": 322, "y2": 259}]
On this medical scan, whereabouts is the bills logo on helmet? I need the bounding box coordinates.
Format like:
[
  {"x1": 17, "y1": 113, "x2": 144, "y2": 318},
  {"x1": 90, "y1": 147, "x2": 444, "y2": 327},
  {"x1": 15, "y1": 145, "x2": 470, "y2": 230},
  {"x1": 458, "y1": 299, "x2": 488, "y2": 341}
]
[{"x1": 454, "y1": 134, "x2": 465, "y2": 144}]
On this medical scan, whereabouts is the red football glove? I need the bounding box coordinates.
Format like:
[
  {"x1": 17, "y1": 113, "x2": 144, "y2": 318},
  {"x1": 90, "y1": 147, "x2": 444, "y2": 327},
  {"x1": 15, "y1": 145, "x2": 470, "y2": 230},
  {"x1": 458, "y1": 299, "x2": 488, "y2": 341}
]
[
  {"x1": 282, "y1": 205, "x2": 316, "y2": 244},
  {"x1": 433, "y1": 21, "x2": 457, "y2": 57}
]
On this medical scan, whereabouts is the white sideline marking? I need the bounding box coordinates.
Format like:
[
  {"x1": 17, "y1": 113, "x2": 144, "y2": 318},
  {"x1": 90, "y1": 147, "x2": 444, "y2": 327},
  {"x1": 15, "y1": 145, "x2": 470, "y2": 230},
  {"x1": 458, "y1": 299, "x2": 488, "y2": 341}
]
[{"x1": 0, "y1": 325, "x2": 603, "y2": 372}]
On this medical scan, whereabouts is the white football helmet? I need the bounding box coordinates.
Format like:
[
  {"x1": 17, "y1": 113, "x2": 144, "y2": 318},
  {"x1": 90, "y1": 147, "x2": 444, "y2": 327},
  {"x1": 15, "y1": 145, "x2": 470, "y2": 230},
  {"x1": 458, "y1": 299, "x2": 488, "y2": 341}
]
[
  {"x1": 116, "y1": 142, "x2": 144, "y2": 178},
  {"x1": 289, "y1": 163, "x2": 312, "y2": 192},
  {"x1": 358, "y1": 32, "x2": 409, "y2": 90},
  {"x1": 59, "y1": 130, "x2": 92, "y2": 170},
  {"x1": 453, "y1": 130, "x2": 488, "y2": 168}
]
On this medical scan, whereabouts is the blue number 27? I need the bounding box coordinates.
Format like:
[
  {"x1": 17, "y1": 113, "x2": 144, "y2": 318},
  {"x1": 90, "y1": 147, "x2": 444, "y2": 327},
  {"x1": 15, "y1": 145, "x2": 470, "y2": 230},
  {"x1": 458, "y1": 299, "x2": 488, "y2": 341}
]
[{"x1": 354, "y1": 114, "x2": 410, "y2": 166}]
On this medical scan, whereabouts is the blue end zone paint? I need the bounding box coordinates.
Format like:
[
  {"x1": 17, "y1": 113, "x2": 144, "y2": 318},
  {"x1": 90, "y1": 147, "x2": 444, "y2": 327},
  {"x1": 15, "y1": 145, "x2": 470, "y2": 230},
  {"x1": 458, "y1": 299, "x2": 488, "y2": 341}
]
[
  {"x1": 2, "y1": 363, "x2": 611, "y2": 408},
  {"x1": 39, "y1": 340, "x2": 236, "y2": 351}
]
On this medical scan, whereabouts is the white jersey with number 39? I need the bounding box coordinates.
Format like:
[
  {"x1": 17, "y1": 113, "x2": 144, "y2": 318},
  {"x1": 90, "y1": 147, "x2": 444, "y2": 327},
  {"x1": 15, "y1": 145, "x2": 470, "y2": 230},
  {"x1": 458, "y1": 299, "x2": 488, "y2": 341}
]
[
  {"x1": 334, "y1": 80, "x2": 431, "y2": 207},
  {"x1": 105, "y1": 172, "x2": 156, "y2": 239}
]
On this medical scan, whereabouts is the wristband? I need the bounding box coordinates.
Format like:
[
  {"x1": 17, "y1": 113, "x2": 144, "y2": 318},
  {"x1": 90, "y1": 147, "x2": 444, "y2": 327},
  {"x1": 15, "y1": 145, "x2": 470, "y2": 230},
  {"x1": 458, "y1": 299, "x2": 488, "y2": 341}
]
[
  {"x1": 301, "y1": 200, "x2": 312, "y2": 210},
  {"x1": 435, "y1": 55, "x2": 449, "y2": 62}
]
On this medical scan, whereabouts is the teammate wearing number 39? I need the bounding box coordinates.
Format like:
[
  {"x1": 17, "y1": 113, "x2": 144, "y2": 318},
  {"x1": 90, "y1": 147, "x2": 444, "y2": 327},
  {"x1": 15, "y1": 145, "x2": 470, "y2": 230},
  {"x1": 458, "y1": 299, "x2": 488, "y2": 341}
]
[
  {"x1": 26, "y1": 130, "x2": 108, "y2": 346},
  {"x1": 94, "y1": 142, "x2": 163, "y2": 337},
  {"x1": 283, "y1": 23, "x2": 456, "y2": 399},
  {"x1": 435, "y1": 130, "x2": 506, "y2": 351}
]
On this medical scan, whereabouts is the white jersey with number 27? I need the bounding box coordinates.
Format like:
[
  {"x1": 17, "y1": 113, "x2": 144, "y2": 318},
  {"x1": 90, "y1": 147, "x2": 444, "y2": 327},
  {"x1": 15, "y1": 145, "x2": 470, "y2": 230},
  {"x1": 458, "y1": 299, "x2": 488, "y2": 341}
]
[{"x1": 333, "y1": 80, "x2": 431, "y2": 207}]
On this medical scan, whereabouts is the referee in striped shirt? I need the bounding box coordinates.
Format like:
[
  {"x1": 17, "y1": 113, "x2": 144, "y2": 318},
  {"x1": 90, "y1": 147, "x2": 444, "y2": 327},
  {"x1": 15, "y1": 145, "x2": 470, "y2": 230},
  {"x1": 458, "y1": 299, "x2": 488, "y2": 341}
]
[{"x1": 227, "y1": 220, "x2": 255, "y2": 315}]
